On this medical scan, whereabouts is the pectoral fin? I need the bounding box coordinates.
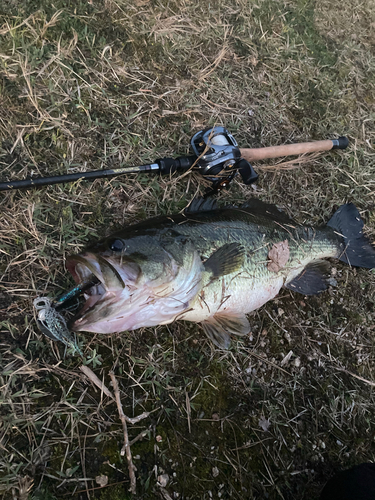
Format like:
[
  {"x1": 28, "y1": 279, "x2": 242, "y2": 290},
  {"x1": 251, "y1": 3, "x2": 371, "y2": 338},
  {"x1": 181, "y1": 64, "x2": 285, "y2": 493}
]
[
  {"x1": 285, "y1": 260, "x2": 333, "y2": 295},
  {"x1": 204, "y1": 243, "x2": 245, "y2": 278},
  {"x1": 201, "y1": 312, "x2": 250, "y2": 348}
]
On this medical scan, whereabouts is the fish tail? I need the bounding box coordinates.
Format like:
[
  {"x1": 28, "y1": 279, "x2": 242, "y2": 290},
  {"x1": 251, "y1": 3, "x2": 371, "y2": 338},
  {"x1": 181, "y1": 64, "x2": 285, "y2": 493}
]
[{"x1": 327, "y1": 203, "x2": 375, "y2": 268}]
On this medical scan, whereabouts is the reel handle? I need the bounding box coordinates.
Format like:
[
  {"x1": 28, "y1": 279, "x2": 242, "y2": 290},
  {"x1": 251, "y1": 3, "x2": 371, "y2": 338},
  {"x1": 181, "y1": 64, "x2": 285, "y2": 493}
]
[{"x1": 240, "y1": 137, "x2": 348, "y2": 163}]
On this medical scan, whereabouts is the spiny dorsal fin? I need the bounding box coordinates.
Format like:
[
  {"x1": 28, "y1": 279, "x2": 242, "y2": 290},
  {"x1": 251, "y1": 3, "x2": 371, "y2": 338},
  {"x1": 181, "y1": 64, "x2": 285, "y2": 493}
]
[
  {"x1": 201, "y1": 312, "x2": 250, "y2": 348},
  {"x1": 284, "y1": 260, "x2": 333, "y2": 295},
  {"x1": 204, "y1": 243, "x2": 245, "y2": 278},
  {"x1": 184, "y1": 196, "x2": 218, "y2": 214},
  {"x1": 240, "y1": 198, "x2": 295, "y2": 225}
]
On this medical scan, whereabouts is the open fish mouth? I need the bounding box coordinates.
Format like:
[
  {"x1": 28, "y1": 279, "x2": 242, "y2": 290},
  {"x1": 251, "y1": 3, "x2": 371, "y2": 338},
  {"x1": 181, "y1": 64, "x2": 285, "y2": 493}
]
[
  {"x1": 65, "y1": 253, "x2": 140, "y2": 329},
  {"x1": 66, "y1": 254, "x2": 108, "y2": 316}
]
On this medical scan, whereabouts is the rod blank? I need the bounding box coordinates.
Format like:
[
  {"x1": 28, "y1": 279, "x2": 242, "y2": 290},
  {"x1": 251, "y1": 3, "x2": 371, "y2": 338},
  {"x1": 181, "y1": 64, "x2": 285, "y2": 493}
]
[{"x1": 0, "y1": 164, "x2": 159, "y2": 191}]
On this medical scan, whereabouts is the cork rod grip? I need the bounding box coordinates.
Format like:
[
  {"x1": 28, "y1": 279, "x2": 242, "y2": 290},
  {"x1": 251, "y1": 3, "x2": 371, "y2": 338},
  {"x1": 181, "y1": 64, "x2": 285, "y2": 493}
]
[{"x1": 240, "y1": 137, "x2": 348, "y2": 162}]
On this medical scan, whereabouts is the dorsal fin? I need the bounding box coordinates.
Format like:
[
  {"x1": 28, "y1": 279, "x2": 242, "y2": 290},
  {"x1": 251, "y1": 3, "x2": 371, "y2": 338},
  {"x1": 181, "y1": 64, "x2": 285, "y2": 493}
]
[
  {"x1": 240, "y1": 198, "x2": 295, "y2": 225},
  {"x1": 184, "y1": 196, "x2": 218, "y2": 214}
]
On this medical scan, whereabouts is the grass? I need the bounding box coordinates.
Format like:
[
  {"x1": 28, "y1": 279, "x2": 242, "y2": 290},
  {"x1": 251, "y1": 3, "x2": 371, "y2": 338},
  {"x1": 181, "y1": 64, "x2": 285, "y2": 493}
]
[{"x1": 1, "y1": 0, "x2": 375, "y2": 498}]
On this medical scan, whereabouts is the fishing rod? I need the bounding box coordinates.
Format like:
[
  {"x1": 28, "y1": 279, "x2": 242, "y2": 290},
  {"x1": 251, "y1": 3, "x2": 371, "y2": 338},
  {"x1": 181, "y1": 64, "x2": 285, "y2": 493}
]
[{"x1": 0, "y1": 127, "x2": 349, "y2": 195}]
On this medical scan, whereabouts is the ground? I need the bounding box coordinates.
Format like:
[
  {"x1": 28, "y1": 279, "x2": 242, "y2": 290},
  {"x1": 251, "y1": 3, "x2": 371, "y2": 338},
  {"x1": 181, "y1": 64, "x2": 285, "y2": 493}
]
[{"x1": 0, "y1": 0, "x2": 375, "y2": 499}]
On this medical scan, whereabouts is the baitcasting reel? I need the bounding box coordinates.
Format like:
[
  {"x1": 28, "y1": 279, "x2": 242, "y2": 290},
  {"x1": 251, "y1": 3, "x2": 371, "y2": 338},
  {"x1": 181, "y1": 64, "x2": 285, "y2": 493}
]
[{"x1": 190, "y1": 127, "x2": 258, "y2": 195}]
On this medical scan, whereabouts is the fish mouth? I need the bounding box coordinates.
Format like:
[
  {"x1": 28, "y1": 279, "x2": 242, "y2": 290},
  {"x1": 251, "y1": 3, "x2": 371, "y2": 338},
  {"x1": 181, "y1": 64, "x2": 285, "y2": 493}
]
[{"x1": 65, "y1": 253, "x2": 140, "y2": 331}]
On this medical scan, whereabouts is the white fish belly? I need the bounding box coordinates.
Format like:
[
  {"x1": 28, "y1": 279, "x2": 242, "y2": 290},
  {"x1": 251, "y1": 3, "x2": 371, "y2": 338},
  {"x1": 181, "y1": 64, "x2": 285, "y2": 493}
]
[{"x1": 180, "y1": 274, "x2": 285, "y2": 323}]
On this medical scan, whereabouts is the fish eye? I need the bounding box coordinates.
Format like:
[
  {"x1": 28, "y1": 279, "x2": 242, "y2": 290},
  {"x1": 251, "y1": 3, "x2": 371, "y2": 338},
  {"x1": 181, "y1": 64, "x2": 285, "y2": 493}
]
[{"x1": 108, "y1": 239, "x2": 125, "y2": 252}]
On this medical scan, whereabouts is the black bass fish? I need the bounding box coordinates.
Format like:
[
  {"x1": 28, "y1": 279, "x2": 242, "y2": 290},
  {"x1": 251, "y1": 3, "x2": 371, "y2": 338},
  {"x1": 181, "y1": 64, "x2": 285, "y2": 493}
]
[{"x1": 66, "y1": 199, "x2": 375, "y2": 348}]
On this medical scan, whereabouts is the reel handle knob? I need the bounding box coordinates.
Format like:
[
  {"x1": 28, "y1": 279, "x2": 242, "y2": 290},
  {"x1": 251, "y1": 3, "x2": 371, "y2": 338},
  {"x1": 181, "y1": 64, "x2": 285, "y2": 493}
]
[{"x1": 237, "y1": 159, "x2": 259, "y2": 185}]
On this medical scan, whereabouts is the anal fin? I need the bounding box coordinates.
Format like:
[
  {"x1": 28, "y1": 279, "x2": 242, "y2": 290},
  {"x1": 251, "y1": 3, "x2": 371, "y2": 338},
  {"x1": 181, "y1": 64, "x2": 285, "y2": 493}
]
[
  {"x1": 201, "y1": 312, "x2": 250, "y2": 348},
  {"x1": 285, "y1": 260, "x2": 333, "y2": 295},
  {"x1": 204, "y1": 243, "x2": 245, "y2": 278}
]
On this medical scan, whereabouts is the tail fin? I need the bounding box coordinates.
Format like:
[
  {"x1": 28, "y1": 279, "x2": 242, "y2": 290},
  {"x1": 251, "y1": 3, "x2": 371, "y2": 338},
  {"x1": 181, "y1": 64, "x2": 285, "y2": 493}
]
[{"x1": 327, "y1": 203, "x2": 375, "y2": 268}]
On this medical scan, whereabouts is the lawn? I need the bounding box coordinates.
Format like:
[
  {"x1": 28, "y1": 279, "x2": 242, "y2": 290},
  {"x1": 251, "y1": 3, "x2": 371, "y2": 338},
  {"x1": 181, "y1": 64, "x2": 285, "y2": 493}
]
[{"x1": 0, "y1": 0, "x2": 375, "y2": 499}]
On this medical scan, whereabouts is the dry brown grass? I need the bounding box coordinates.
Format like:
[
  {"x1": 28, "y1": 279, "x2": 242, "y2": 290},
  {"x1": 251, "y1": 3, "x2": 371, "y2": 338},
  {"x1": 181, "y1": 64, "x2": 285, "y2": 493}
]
[{"x1": 1, "y1": 0, "x2": 375, "y2": 499}]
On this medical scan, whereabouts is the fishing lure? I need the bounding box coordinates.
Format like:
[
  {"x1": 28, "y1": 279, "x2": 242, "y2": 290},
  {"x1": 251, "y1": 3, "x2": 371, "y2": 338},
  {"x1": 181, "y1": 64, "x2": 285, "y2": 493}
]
[{"x1": 33, "y1": 276, "x2": 99, "y2": 355}]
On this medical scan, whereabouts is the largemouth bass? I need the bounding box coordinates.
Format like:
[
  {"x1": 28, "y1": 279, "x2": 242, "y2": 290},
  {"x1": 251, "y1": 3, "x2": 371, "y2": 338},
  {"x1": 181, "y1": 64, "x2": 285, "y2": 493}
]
[{"x1": 66, "y1": 198, "x2": 375, "y2": 348}]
